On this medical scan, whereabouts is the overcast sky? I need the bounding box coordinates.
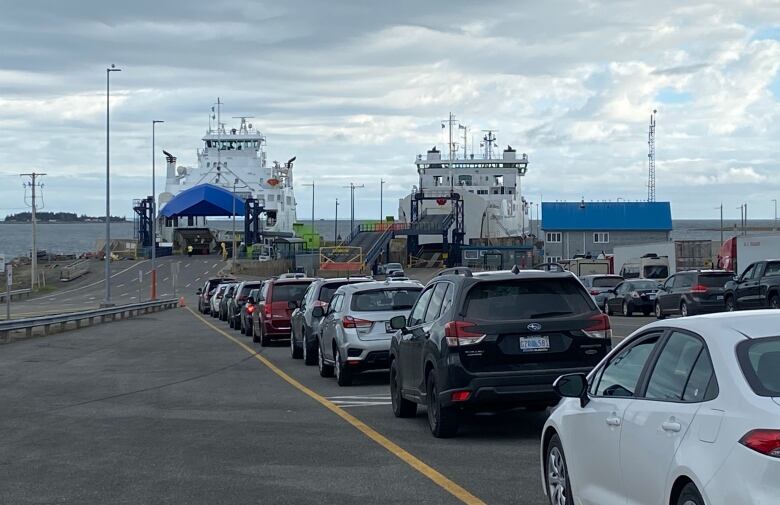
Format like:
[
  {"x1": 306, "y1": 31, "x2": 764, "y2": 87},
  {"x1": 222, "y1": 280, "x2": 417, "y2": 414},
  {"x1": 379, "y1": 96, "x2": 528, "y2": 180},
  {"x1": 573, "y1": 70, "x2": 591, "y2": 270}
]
[{"x1": 2, "y1": 0, "x2": 780, "y2": 221}]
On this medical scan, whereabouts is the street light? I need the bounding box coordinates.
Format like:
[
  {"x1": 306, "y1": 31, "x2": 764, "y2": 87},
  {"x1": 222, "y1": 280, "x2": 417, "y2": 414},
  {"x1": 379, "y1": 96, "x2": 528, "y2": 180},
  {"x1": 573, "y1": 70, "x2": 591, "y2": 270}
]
[
  {"x1": 103, "y1": 64, "x2": 121, "y2": 307},
  {"x1": 303, "y1": 182, "x2": 315, "y2": 247},
  {"x1": 343, "y1": 182, "x2": 364, "y2": 238},
  {"x1": 151, "y1": 120, "x2": 164, "y2": 300},
  {"x1": 380, "y1": 179, "x2": 385, "y2": 223},
  {"x1": 232, "y1": 177, "x2": 239, "y2": 271},
  {"x1": 334, "y1": 198, "x2": 339, "y2": 243}
]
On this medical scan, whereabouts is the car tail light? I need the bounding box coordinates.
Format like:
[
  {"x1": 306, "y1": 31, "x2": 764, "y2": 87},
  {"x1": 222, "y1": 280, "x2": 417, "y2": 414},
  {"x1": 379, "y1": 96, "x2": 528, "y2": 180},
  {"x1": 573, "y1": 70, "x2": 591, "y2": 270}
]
[
  {"x1": 740, "y1": 429, "x2": 780, "y2": 457},
  {"x1": 589, "y1": 289, "x2": 600, "y2": 296},
  {"x1": 583, "y1": 314, "x2": 612, "y2": 339},
  {"x1": 246, "y1": 304, "x2": 255, "y2": 314},
  {"x1": 342, "y1": 316, "x2": 372, "y2": 329},
  {"x1": 451, "y1": 391, "x2": 471, "y2": 402},
  {"x1": 264, "y1": 303, "x2": 272, "y2": 318},
  {"x1": 690, "y1": 284, "x2": 709, "y2": 294},
  {"x1": 444, "y1": 321, "x2": 486, "y2": 347}
]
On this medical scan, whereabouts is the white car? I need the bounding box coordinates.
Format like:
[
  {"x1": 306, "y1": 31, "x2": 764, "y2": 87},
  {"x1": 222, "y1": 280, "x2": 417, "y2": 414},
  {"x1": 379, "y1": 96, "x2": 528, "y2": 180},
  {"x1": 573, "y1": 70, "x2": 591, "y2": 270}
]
[
  {"x1": 209, "y1": 283, "x2": 230, "y2": 316},
  {"x1": 541, "y1": 310, "x2": 780, "y2": 505}
]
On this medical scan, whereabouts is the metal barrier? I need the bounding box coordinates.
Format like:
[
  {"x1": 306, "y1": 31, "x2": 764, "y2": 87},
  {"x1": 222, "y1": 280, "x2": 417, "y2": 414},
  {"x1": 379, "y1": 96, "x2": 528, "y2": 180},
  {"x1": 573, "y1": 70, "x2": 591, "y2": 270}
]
[
  {"x1": 0, "y1": 298, "x2": 180, "y2": 343},
  {"x1": 0, "y1": 289, "x2": 32, "y2": 303},
  {"x1": 60, "y1": 259, "x2": 90, "y2": 282}
]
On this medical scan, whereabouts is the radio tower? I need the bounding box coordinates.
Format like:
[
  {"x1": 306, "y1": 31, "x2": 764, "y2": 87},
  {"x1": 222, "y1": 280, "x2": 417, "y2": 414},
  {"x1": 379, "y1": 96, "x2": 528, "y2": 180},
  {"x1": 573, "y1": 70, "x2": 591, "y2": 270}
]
[{"x1": 647, "y1": 109, "x2": 657, "y2": 202}]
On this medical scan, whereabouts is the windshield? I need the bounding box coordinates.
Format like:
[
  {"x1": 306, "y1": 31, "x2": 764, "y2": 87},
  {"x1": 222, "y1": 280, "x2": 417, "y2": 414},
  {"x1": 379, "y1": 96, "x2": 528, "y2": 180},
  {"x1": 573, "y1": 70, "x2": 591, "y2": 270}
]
[
  {"x1": 622, "y1": 266, "x2": 640, "y2": 279},
  {"x1": 350, "y1": 288, "x2": 422, "y2": 311},
  {"x1": 592, "y1": 277, "x2": 622, "y2": 288},
  {"x1": 630, "y1": 281, "x2": 658, "y2": 290},
  {"x1": 737, "y1": 336, "x2": 780, "y2": 397},
  {"x1": 643, "y1": 265, "x2": 668, "y2": 279},
  {"x1": 698, "y1": 274, "x2": 733, "y2": 287},
  {"x1": 272, "y1": 282, "x2": 312, "y2": 303},
  {"x1": 464, "y1": 279, "x2": 596, "y2": 320}
]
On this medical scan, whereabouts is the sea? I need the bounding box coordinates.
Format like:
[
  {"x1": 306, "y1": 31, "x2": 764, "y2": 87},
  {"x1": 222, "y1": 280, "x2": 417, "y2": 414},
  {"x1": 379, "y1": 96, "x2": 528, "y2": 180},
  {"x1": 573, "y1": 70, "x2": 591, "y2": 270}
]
[{"x1": 0, "y1": 219, "x2": 776, "y2": 259}]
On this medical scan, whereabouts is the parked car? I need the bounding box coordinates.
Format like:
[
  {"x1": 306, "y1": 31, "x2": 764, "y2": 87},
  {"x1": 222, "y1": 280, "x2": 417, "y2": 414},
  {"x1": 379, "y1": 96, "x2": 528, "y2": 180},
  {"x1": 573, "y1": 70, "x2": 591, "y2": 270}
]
[
  {"x1": 252, "y1": 277, "x2": 316, "y2": 346},
  {"x1": 724, "y1": 259, "x2": 780, "y2": 311},
  {"x1": 655, "y1": 270, "x2": 734, "y2": 319},
  {"x1": 579, "y1": 274, "x2": 623, "y2": 311},
  {"x1": 197, "y1": 277, "x2": 235, "y2": 314},
  {"x1": 315, "y1": 280, "x2": 423, "y2": 386},
  {"x1": 604, "y1": 279, "x2": 659, "y2": 317},
  {"x1": 290, "y1": 277, "x2": 372, "y2": 363},
  {"x1": 209, "y1": 283, "x2": 231, "y2": 316},
  {"x1": 388, "y1": 266, "x2": 612, "y2": 438},
  {"x1": 541, "y1": 311, "x2": 780, "y2": 505},
  {"x1": 227, "y1": 280, "x2": 264, "y2": 330},
  {"x1": 380, "y1": 263, "x2": 404, "y2": 276},
  {"x1": 241, "y1": 286, "x2": 264, "y2": 336},
  {"x1": 218, "y1": 283, "x2": 238, "y2": 321}
]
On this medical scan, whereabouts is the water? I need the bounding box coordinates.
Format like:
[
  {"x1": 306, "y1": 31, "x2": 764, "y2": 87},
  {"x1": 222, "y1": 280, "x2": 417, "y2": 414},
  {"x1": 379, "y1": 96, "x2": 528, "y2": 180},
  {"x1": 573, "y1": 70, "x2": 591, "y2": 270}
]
[{"x1": 0, "y1": 222, "x2": 135, "y2": 258}]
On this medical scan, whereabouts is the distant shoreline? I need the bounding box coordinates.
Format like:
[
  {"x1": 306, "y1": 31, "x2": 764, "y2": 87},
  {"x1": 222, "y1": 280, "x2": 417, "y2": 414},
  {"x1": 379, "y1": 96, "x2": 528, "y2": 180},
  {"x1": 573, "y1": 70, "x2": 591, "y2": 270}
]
[{"x1": 0, "y1": 221, "x2": 127, "y2": 224}]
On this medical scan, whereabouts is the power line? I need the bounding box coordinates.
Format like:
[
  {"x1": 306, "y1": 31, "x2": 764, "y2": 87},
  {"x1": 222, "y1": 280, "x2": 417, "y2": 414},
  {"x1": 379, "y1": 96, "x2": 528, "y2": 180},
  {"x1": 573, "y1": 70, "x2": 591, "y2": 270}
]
[{"x1": 20, "y1": 172, "x2": 46, "y2": 289}]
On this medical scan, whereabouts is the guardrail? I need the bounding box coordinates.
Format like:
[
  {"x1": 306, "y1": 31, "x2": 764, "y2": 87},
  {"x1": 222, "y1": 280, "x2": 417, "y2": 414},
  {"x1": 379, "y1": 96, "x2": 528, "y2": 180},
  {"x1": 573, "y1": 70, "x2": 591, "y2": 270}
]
[
  {"x1": 0, "y1": 289, "x2": 32, "y2": 303},
  {"x1": 0, "y1": 298, "x2": 180, "y2": 343}
]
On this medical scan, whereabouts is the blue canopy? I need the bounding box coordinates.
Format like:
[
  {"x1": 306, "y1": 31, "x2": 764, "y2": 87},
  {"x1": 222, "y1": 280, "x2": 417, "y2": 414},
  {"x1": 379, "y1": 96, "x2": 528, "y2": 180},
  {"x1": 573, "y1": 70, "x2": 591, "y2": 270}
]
[
  {"x1": 541, "y1": 201, "x2": 672, "y2": 231},
  {"x1": 160, "y1": 184, "x2": 245, "y2": 217}
]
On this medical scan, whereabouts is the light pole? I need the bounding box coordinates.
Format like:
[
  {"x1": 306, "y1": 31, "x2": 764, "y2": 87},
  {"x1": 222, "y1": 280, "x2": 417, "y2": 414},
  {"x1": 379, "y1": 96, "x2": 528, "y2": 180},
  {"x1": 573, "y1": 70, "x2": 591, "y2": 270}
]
[
  {"x1": 232, "y1": 177, "x2": 239, "y2": 271},
  {"x1": 380, "y1": 179, "x2": 385, "y2": 224},
  {"x1": 334, "y1": 198, "x2": 339, "y2": 243},
  {"x1": 103, "y1": 64, "x2": 121, "y2": 307},
  {"x1": 773, "y1": 199, "x2": 777, "y2": 232},
  {"x1": 303, "y1": 182, "x2": 315, "y2": 248},
  {"x1": 151, "y1": 120, "x2": 164, "y2": 300},
  {"x1": 343, "y1": 182, "x2": 364, "y2": 238}
]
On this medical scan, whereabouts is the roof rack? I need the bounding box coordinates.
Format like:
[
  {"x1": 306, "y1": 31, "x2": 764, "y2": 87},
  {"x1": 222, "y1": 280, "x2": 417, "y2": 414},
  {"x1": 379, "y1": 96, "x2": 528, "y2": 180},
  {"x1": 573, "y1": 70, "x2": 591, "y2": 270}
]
[
  {"x1": 532, "y1": 262, "x2": 566, "y2": 272},
  {"x1": 436, "y1": 267, "x2": 473, "y2": 277}
]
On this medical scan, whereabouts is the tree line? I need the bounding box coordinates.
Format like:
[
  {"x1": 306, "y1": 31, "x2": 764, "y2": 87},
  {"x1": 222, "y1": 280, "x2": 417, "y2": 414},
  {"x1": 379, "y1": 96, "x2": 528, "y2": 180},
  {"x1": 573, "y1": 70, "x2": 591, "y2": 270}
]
[{"x1": 3, "y1": 212, "x2": 127, "y2": 222}]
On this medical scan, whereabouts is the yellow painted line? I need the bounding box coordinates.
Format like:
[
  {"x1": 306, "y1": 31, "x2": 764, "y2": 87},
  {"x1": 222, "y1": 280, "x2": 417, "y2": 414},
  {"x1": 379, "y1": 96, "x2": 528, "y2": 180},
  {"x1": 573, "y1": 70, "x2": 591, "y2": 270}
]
[{"x1": 185, "y1": 307, "x2": 486, "y2": 505}]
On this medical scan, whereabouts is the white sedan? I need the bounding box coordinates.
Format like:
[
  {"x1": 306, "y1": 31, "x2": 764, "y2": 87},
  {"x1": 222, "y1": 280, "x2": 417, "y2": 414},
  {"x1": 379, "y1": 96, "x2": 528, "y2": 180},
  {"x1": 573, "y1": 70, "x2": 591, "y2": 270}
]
[{"x1": 540, "y1": 310, "x2": 780, "y2": 505}]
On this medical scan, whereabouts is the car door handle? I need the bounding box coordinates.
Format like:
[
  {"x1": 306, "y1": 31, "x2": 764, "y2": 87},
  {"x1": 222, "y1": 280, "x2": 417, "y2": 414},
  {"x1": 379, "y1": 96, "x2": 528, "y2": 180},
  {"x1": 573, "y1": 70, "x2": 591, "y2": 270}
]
[
  {"x1": 605, "y1": 416, "x2": 621, "y2": 427},
  {"x1": 661, "y1": 421, "x2": 682, "y2": 433}
]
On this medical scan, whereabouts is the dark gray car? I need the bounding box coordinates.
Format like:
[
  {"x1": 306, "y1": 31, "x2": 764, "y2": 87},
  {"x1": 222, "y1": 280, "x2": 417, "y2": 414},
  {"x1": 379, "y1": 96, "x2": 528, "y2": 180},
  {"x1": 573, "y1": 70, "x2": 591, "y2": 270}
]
[{"x1": 579, "y1": 274, "x2": 623, "y2": 311}]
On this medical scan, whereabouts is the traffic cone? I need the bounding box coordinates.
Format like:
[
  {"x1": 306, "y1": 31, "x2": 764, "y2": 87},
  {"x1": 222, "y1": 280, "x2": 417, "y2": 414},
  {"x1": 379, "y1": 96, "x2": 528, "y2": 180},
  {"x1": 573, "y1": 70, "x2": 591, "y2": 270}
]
[{"x1": 179, "y1": 296, "x2": 186, "y2": 307}]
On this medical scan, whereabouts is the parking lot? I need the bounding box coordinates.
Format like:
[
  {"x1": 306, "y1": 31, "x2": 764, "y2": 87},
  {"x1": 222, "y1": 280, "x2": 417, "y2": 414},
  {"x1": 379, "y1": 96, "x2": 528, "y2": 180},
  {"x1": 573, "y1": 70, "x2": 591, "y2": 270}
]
[{"x1": 0, "y1": 269, "x2": 653, "y2": 505}]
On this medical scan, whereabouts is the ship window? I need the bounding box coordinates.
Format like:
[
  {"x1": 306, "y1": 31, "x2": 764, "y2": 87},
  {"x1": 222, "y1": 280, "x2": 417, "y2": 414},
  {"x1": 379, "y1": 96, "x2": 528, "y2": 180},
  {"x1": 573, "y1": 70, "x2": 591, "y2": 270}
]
[
  {"x1": 458, "y1": 175, "x2": 473, "y2": 186},
  {"x1": 494, "y1": 175, "x2": 504, "y2": 185},
  {"x1": 477, "y1": 189, "x2": 488, "y2": 195},
  {"x1": 433, "y1": 175, "x2": 443, "y2": 186}
]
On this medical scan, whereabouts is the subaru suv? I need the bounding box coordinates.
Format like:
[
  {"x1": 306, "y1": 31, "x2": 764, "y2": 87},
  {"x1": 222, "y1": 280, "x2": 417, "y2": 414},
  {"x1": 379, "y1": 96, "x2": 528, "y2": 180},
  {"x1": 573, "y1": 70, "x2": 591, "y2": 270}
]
[
  {"x1": 290, "y1": 277, "x2": 372, "y2": 363},
  {"x1": 252, "y1": 277, "x2": 316, "y2": 346},
  {"x1": 388, "y1": 266, "x2": 612, "y2": 438}
]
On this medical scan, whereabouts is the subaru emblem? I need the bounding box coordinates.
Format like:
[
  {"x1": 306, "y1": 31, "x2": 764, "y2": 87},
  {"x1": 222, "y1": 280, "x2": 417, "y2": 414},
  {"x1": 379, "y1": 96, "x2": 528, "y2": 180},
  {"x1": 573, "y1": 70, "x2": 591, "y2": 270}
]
[{"x1": 527, "y1": 322, "x2": 542, "y2": 331}]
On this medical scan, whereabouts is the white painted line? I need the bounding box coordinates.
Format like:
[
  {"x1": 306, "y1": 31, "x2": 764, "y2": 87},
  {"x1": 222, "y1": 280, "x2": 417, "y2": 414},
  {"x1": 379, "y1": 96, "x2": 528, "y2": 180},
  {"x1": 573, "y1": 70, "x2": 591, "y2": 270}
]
[
  {"x1": 117, "y1": 283, "x2": 125, "y2": 288},
  {"x1": 89, "y1": 297, "x2": 96, "y2": 300},
  {"x1": 185, "y1": 263, "x2": 191, "y2": 268},
  {"x1": 195, "y1": 277, "x2": 201, "y2": 282},
  {"x1": 163, "y1": 277, "x2": 169, "y2": 282},
  {"x1": 32, "y1": 260, "x2": 150, "y2": 301},
  {"x1": 212, "y1": 263, "x2": 218, "y2": 269},
  {"x1": 185, "y1": 283, "x2": 191, "y2": 288},
  {"x1": 120, "y1": 293, "x2": 128, "y2": 297}
]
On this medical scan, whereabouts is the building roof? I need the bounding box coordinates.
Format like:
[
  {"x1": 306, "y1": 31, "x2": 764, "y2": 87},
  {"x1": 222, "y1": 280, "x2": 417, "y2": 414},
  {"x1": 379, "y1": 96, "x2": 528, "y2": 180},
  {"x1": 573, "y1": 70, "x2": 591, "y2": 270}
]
[
  {"x1": 160, "y1": 184, "x2": 245, "y2": 218},
  {"x1": 541, "y1": 201, "x2": 672, "y2": 231}
]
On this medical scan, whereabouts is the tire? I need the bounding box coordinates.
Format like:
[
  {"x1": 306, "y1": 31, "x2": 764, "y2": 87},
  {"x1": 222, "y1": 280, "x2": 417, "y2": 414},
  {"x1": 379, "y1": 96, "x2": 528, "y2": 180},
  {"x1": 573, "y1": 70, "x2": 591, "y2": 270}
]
[
  {"x1": 676, "y1": 483, "x2": 704, "y2": 505},
  {"x1": 606, "y1": 302, "x2": 613, "y2": 316},
  {"x1": 260, "y1": 325, "x2": 270, "y2": 347},
  {"x1": 426, "y1": 369, "x2": 458, "y2": 438},
  {"x1": 228, "y1": 315, "x2": 235, "y2": 329},
  {"x1": 390, "y1": 360, "x2": 417, "y2": 418},
  {"x1": 303, "y1": 332, "x2": 318, "y2": 366},
  {"x1": 622, "y1": 300, "x2": 632, "y2": 317},
  {"x1": 725, "y1": 295, "x2": 736, "y2": 312},
  {"x1": 290, "y1": 331, "x2": 303, "y2": 359},
  {"x1": 680, "y1": 301, "x2": 689, "y2": 317},
  {"x1": 318, "y1": 341, "x2": 334, "y2": 378},
  {"x1": 545, "y1": 434, "x2": 574, "y2": 505},
  {"x1": 770, "y1": 294, "x2": 779, "y2": 309},
  {"x1": 655, "y1": 302, "x2": 666, "y2": 320},
  {"x1": 334, "y1": 347, "x2": 352, "y2": 386},
  {"x1": 251, "y1": 322, "x2": 260, "y2": 343}
]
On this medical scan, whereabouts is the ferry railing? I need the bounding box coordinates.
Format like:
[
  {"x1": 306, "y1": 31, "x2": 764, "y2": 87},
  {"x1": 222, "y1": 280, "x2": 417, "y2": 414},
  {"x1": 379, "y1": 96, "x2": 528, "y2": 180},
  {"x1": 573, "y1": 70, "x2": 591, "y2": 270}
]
[{"x1": 0, "y1": 298, "x2": 180, "y2": 343}]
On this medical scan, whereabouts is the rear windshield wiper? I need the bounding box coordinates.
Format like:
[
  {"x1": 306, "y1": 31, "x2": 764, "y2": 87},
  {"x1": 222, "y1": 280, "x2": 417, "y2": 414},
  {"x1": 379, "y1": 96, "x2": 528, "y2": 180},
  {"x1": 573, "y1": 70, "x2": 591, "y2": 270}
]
[{"x1": 528, "y1": 311, "x2": 572, "y2": 318}]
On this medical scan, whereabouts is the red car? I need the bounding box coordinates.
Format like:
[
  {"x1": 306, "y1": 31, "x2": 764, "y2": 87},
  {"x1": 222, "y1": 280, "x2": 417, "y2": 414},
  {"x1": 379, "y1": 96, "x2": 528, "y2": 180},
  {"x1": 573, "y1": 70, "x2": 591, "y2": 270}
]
[{"x1": 251, "y1": 277, "x2": 316, "y2": 346}]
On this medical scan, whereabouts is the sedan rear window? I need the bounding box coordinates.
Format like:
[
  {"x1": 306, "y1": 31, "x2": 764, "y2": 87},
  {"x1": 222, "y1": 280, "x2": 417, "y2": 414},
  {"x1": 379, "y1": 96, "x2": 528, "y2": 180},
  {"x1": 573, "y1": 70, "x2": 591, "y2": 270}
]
[
  {"x1": 272, "y1": 283, "x2": 312, "y2": 302},
  {"x1": 464, "y1": 279, "x2": 595, "y2": 320},
  {"x1": 351, "y1": 288, "x2": 422, "y2": 312},
  {"x1": 319, "y1": 281, "x2": 369, "y2": 302},
  {"x1": 592, "y1": 277, "x2": 622, "y2": 288},
  {"x1": 698, "y1": 274, "x2": 734, "y2": 287},
  {"x1": 737, "y1": 336, "x2": 780, "y2": 397}
]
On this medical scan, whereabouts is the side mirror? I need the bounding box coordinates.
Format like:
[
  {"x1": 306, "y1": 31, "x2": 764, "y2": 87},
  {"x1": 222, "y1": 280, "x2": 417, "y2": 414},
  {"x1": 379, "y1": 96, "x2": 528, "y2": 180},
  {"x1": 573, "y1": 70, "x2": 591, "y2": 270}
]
[
  {"x1": 196, "y1": 289, "x2": 202, "y2": 295},
  {"x1": 247, "y1": 297, "x2": 255, "y2": 305},
  {"x1": 553, "y1": 373, "x2": 589, "y2": 408},
  {"x1": 311, "y1": 306, "x2": 325, "y2": 318},
  {"x1": 389, "y1": 315, "x2": 407, "y2": 331},
  {"x1": 288, "y1": 300, "x2": 299, "y2": 310}
]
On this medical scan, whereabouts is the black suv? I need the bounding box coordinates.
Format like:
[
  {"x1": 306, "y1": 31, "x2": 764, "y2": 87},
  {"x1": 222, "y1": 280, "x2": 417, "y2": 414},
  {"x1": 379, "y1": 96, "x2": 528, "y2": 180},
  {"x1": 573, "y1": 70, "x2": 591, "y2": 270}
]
[
  {"x1": 388, "y1": 267, "x2": 612, "y2": 438},
  {"x1": 655, "y1": 270, "x2": 734, "y2": 318}
]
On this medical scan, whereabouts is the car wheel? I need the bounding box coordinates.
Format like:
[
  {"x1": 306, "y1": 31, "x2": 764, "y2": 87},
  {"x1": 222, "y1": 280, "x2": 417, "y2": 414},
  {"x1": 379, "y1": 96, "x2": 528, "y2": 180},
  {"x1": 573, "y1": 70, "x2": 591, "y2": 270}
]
[
  {"x1": 318, "y1": 341, "x2": 334, "y2": 378},
  {"x1": 260, "y1": 325, "x2": 270, "y2": 347},
  {"x1": 622, "y1": 300, "x2": 632, "y2": 317},
  {"x1": 546, "y1": 434, "x2": 573, "y2": 505},
  {"x1": 390, "y1": 360, "x2": 417, "y2": 418},
  {"x1": 251, "y1": 325, "x2": 259, "y2": 343},
  {"x1": 605, "y1": 302, "x2": 613, "y2": 316},
  {"x1": 725, "y1": 295, "x2": 736, "y2": 312},
  {"x1": 770, "y1": 294, "x2": 779, "y2": 309},
  {"x1": 655, "y1": 302, "x2": 666, "y2": 320},
  {"x1": 680, "y1": 301, "x2": 689, "y2": 317},
  {"x1": 228, "y1": 315, "x2": 235, "y2": 328},
  {"x1": 290, "y1": 331, "x2": 303, "y2": 359},
  {"x1": 304, "y1": 332, "x2": 318, "y2": 366},
  {"x1": 426, "y1": 369, "x2": 458, "y2": 438},
  {"x1": 677, "y1": 483, "x2": 704, "y2": 505},
  {"x1": 334, "y1": 347, "x2": 352, "y2": 387}
]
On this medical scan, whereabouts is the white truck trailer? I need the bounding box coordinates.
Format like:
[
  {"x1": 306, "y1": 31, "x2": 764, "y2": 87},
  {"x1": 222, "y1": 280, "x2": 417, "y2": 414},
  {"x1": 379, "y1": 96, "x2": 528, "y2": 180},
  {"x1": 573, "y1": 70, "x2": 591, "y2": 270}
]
[{"x1": 613, "y1": 240, "x2": 713, "y2": 277}]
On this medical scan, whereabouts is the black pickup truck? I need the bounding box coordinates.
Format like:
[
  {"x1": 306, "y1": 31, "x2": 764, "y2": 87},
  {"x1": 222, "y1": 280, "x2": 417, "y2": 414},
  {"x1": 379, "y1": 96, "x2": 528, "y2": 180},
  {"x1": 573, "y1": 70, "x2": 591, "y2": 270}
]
[{"x1": 724, "y1": 260, "x2": 780, "y2": 311}]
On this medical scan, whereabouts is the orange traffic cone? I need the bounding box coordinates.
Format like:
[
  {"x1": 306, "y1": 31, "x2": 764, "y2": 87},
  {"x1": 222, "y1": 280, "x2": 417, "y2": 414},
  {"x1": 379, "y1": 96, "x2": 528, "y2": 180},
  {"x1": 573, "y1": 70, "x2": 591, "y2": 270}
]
[{"x1": 179, "y1": 296, "x2": 186, "y2": 307}]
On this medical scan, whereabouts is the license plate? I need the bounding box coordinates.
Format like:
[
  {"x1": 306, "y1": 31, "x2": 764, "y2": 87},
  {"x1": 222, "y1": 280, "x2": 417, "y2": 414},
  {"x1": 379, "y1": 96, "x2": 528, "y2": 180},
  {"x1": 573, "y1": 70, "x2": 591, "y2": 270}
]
[
  {"x1": 519, "y1": 336, "x2": 550, "y2": 352},
  {"x1": 717, "y1": 295, "x2": 724, "y2": 300},
  {"x1": 648, "y1": 294, "x2": 656, "y2": 300}
]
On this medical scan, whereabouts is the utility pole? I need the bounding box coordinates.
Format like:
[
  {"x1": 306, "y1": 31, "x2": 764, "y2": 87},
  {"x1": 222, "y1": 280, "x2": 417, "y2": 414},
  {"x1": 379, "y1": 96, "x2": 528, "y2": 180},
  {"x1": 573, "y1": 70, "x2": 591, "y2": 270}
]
[
  {"x1": 151, "y1": 120, "x2": 164, "y2": 300},
  {"x1": 380, "y1": 179, "x2": 385, "y2": 223},
  {"x1": 303, "y1": 182, "x2": 315, "y2": 247},
  {"x1": 773, "y1": 199, "x2": 777, "y2": 232},
  {"x1": 104, "y1": 64, "x2": 121, "y2": 307},
  {"x1": 334, "y1": 198, "x2": 339, "y2": 244},
  {"x1": 343, "y1": 183, "x2": 364, "y2": 238},
  {"x1": 232, "y1": 177, "x2": 239, "y2": 271},
  {"x1": 647, "y1": 109, "x2": 657, "y2": 202},
  {"x1": 718, "y1": 204, "x2": 723, "y2": 245},
  {"x1": 20, "y1": 172, "x2": 45, "y2": 289}
]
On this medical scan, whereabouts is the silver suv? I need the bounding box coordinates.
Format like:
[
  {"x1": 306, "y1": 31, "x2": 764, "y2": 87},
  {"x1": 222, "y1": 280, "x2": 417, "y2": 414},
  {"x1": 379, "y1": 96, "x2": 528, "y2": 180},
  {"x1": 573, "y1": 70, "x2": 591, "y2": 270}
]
[{"x1": 314, "y1": 280, "x2": 423, "y2": 386}]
